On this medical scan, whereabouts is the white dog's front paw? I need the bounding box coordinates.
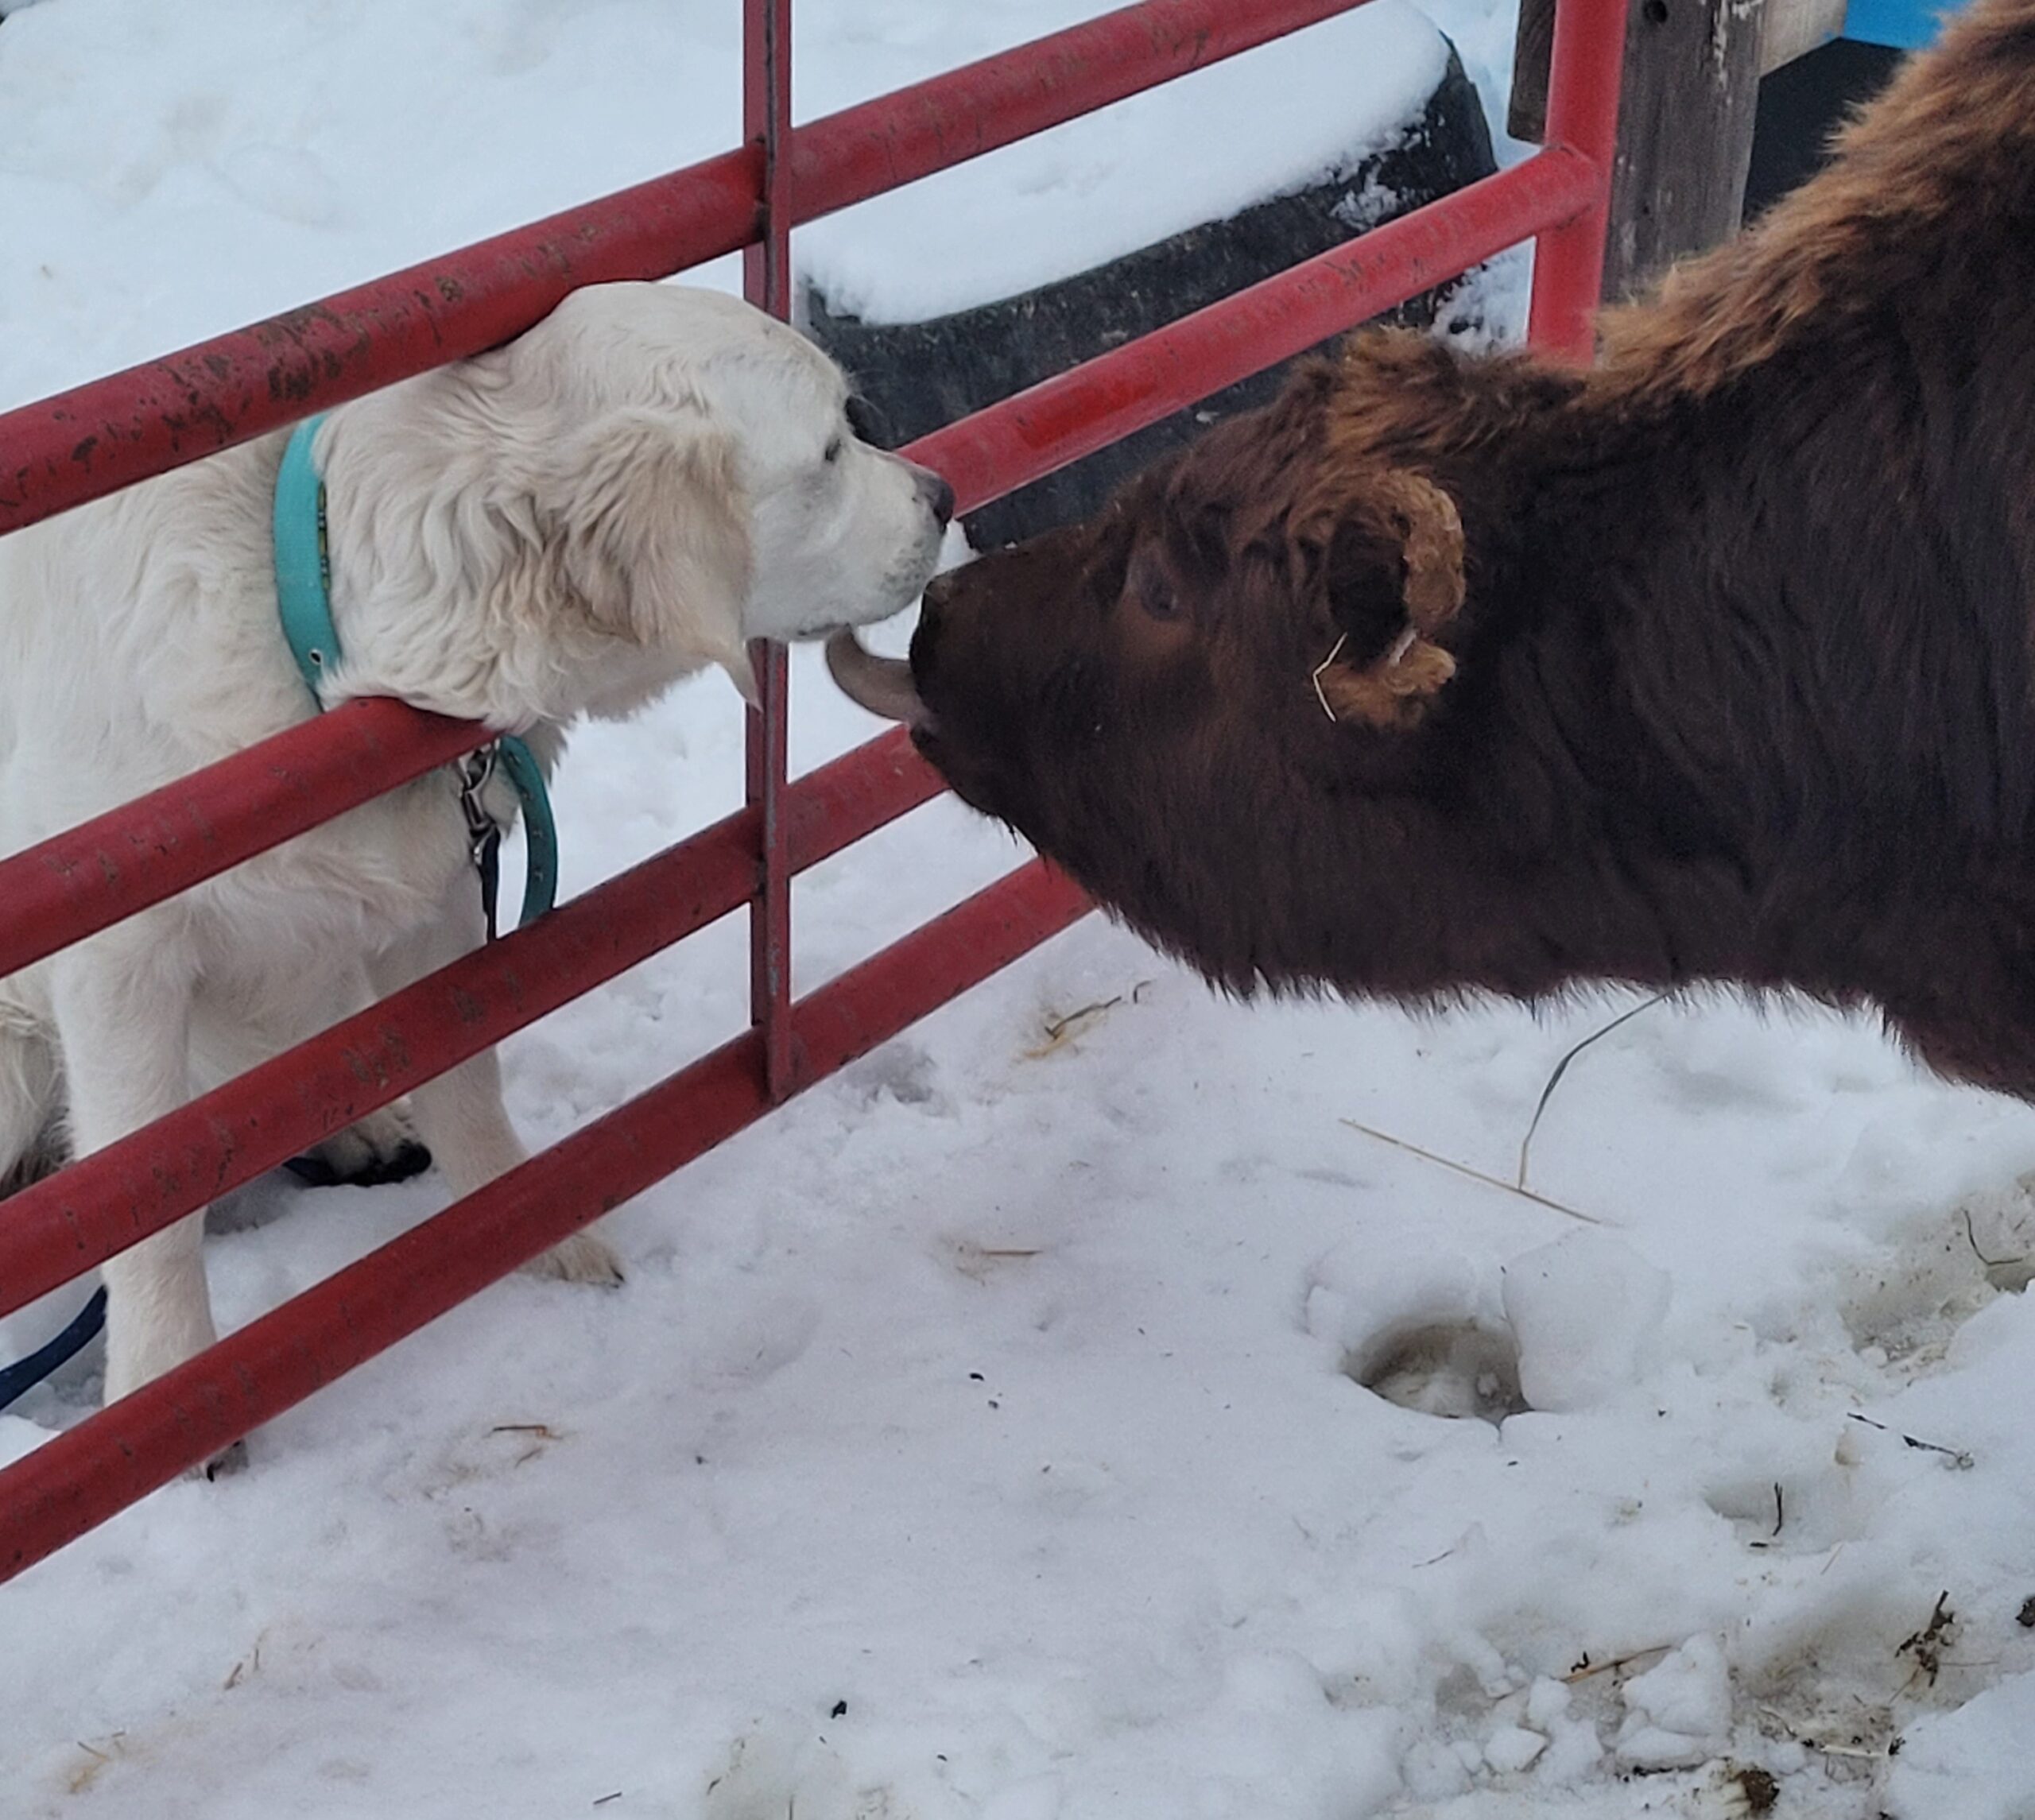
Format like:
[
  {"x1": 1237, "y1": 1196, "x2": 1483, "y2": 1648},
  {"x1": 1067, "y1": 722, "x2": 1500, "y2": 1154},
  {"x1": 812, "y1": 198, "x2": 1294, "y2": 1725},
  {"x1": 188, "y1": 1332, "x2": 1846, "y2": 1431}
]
[
  {"x1": 103, "y1": 1317, "x2": 248, "y2": 1478},
  {"x1": 198, "y1": 1439, "x2": 249, "y2": 1481},
  {"x1": 287, "y1": 1103, "x2": 431, "y2": 1188},
  {"x1": 524, "y1": 1228, "x2": 626, "y2": 1288}
]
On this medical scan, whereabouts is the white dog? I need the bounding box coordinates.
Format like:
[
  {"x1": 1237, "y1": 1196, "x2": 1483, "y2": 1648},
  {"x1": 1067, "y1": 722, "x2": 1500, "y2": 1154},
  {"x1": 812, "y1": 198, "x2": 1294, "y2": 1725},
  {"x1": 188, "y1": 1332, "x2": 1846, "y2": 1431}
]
[{"x1": 0, "y1": 281, "x2": 952, "y2": 1408}]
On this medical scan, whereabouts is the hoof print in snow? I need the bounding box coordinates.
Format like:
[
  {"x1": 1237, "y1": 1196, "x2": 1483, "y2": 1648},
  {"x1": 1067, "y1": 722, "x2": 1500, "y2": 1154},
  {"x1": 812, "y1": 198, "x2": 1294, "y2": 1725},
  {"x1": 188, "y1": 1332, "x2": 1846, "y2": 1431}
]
[
  {"x1": 804, "y1": 43, "x2": 1497, "y2": 548},
  {"x1": 1343, "y1": 1319, "x2": 1529, "y2": 1426},
  {"x1": 1309, "y1": 1245, "x2": 1525, "y2": 1424}
]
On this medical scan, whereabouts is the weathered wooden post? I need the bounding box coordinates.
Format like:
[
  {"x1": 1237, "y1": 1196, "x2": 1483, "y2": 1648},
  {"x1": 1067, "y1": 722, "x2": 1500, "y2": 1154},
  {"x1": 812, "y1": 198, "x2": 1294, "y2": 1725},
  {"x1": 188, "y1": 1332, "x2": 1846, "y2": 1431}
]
[{"x1": 1513, "y1": 0, "x2": 1845, "y2": 300}]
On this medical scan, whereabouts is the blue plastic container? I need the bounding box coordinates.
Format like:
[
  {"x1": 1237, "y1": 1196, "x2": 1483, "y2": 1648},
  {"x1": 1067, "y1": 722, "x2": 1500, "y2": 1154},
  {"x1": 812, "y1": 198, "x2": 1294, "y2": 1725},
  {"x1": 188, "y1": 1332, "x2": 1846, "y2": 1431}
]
[{"x1": 1844, "y1": 0, "x2": 1961, "y2": 48}]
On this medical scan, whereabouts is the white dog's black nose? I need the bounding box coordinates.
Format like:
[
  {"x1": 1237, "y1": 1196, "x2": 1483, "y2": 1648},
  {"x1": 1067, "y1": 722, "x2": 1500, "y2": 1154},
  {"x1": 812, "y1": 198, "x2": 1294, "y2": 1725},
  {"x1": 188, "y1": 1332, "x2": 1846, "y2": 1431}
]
[{"x1": 916, "y1": 467, "x2": 956, "y2": 529}]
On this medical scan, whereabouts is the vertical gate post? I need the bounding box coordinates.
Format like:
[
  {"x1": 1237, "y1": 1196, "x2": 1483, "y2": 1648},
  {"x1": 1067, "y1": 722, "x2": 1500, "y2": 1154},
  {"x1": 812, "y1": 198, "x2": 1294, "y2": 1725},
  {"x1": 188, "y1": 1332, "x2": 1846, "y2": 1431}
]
[
  {"x1": 1526, "y1": 0, "x2": 1630, "y2": 359},
  {"x1": 1518, "y1": 0, "x2": 1772, "y2": 318},
  {"x1": 1599, "y1": 0, "x2": 1768, "y2": 301},
  {"x1": 745, "y1": 0, "x2": 797, "y2": 1101}
]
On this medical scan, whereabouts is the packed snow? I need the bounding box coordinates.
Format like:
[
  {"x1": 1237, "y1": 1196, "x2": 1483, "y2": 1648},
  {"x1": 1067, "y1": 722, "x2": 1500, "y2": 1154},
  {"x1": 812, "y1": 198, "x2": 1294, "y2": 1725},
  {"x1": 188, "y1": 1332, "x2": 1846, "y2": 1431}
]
[
  {"x1": 791, "y1": 1, "x2": 1448, "y2": 323},
  {"x1": 2, "y1": 3, "x2": 2030, "y2": 1817}
]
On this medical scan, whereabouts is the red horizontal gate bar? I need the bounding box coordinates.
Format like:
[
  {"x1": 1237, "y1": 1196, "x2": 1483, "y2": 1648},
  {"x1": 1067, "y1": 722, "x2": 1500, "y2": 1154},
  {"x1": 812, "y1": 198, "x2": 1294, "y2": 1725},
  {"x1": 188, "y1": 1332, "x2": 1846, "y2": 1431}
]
[
  {"x1": 917, "y1": 147, "x2": 1600, "y2": 513},
  {"x1": 0, "y1": 860, "x2": 1091, "y2": 1582},
  {"x1": 0, "y1": 701, "x2": 484, "y2": 985},
  {"x1": 0, "y1": 0, "x2": 1379, "y2": 544},
  {"x1": 0, "y1": 728, "x2": 941, "y2": 1324}
]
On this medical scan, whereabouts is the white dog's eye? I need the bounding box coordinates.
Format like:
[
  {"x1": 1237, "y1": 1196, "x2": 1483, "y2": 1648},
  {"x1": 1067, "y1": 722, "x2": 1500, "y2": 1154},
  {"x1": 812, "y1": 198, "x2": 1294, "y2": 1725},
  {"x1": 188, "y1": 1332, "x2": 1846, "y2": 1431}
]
[{"x1": 824, "y1": 436, "x2": 844, "y2": 464}]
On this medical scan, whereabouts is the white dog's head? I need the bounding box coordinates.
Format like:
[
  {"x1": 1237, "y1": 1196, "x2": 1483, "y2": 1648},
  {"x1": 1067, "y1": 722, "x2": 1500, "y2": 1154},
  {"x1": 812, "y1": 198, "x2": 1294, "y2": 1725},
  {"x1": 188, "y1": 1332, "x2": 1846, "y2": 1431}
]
[{"x1": 321, "y1": 282, "x2": 952, "y2": 726}]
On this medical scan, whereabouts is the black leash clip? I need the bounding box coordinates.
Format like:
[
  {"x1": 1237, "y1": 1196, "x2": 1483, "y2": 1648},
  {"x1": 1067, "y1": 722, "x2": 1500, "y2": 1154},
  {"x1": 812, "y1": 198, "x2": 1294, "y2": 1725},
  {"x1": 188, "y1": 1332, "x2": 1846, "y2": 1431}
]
[{"x1": 456, "y1": 745, "x2": 506, "y2": 942}]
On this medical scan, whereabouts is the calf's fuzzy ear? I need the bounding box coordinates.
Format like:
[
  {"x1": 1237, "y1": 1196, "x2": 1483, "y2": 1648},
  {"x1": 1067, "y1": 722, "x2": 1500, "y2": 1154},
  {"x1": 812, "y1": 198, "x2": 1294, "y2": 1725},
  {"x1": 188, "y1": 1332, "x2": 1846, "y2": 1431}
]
[
  {"x1": 1302, "y1": 467, "x2": 1465, "y2": 730},
  {"x1": 537, "y1": 406, "x2": 755, "y2": 680},
  {"x1": 1370, "y1": 468, "x2": 1465, "y2": 632}
]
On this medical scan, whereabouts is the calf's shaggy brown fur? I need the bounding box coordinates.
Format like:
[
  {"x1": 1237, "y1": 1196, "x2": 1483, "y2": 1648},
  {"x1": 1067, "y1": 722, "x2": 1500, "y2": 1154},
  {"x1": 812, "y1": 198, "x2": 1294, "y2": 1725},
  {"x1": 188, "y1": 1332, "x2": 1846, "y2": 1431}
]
[{"x1": 834, "y1": 0, "x2": 2035, "y2": 1096}]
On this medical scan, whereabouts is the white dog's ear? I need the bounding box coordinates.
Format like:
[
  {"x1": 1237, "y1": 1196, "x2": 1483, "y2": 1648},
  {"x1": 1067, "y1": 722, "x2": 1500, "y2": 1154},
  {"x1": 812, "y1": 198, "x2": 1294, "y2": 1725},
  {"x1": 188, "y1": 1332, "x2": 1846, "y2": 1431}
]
[{"x1": 538, "y1": 407, "x2": 754, "y2": 680}]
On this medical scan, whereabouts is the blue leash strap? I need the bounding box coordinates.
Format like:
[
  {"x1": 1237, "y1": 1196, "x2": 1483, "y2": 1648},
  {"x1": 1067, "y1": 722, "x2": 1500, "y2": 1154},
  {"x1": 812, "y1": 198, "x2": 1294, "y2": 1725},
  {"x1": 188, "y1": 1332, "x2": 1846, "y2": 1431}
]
[
  {"x1": 494, "y1": 735, "x2": 557, "y2": 930},
  {"x1": 273, "y1": 416, "x2": 558, "y2": 931},
  {"x1": 0, "y1": 1288, "x2": 107, "y2": 1413}
]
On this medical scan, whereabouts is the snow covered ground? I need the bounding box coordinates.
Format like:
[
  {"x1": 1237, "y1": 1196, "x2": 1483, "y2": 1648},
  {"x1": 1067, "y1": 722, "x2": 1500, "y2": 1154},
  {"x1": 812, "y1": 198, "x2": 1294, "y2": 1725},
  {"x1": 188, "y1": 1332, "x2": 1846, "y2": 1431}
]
[{"x1": 2, "y1": 3, "x2": 2030, "y2": 1816}]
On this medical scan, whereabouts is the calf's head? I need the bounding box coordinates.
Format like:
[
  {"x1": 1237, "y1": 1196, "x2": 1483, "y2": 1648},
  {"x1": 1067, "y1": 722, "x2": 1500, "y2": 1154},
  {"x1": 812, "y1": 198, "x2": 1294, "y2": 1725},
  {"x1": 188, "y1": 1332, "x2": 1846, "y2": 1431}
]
[{"x1": 828, "y1": 364, "x2": 1472, "y2": 990}]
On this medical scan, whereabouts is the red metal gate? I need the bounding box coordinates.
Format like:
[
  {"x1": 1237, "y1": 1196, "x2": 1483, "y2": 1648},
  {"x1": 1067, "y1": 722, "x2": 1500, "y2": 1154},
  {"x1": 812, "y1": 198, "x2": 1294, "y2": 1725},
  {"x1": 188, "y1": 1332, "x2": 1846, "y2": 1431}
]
[{"x1": 0, "y1": 0, "x2": 1624, "y2": 1582}]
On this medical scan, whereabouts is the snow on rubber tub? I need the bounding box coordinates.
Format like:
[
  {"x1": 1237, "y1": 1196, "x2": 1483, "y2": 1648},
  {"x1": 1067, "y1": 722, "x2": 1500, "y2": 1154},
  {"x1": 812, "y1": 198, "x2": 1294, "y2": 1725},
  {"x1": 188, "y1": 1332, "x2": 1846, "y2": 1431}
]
[{"x1": 0, "y1": 0, "x2": 1624, "y2": 1582}]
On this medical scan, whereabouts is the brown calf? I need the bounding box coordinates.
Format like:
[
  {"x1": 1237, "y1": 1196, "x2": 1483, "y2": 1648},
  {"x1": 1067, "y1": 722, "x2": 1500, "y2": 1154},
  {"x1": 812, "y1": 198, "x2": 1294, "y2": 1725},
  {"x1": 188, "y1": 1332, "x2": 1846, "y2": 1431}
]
[{"x1": 831, "y1": 0, "x2": 2035, "y2": 1097}]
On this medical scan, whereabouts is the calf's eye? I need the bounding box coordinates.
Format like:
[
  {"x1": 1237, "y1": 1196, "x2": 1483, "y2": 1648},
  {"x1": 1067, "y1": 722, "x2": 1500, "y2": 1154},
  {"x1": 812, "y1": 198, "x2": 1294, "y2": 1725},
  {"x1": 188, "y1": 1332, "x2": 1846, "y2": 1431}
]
[
  {"x1": 1122, "y1": 548, "x2": 1182, "y2": 624},
  {"x1": 824, "y1": 437, "x2": 844, "y2": 464},
  {"x1": 1137, "y1": 571, "x2": 1180, "y2": 622}
]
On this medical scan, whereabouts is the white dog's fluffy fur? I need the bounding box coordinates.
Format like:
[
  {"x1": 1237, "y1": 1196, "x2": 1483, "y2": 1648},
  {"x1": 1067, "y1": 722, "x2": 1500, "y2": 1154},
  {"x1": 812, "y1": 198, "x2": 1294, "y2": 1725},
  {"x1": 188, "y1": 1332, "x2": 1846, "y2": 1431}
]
[{"x1": 0, "y1": 282, "x2": 950, "y2": 1408}]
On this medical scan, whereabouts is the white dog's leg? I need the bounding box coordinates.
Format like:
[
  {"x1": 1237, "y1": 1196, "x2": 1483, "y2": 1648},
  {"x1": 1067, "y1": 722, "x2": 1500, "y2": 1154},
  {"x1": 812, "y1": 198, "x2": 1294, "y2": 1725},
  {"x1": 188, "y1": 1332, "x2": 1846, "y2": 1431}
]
[
  {"x1": 370, "y1": 883, "x2": 622, "y2": 1287},
  {"x1": 52, "y1": 931, "x2": 215, "y2": 1404}
]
